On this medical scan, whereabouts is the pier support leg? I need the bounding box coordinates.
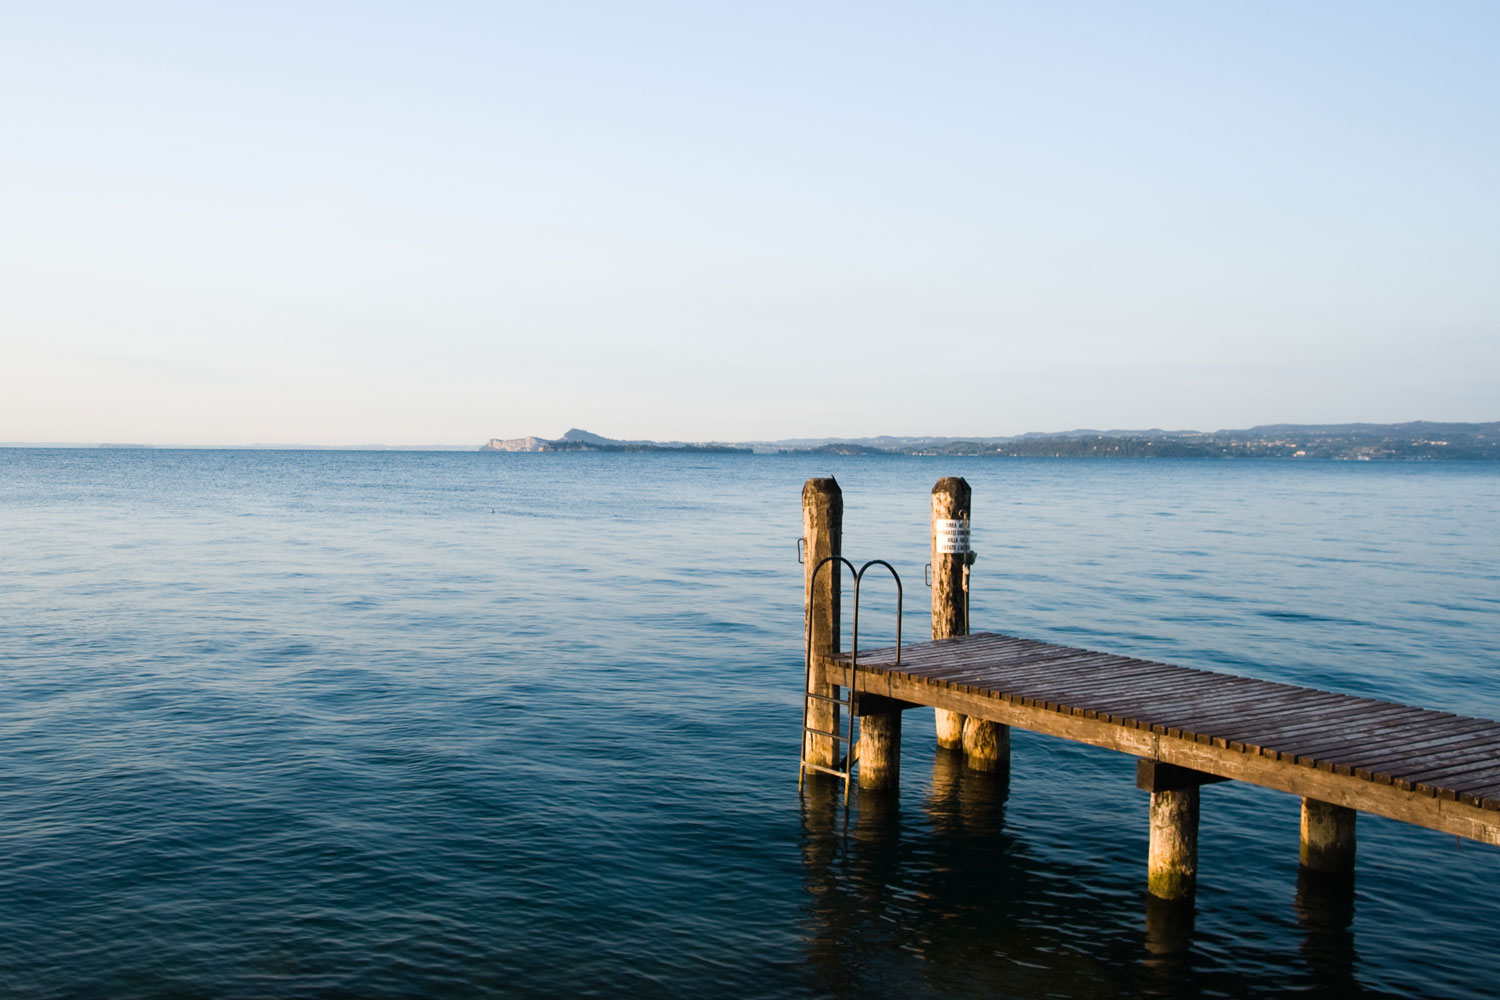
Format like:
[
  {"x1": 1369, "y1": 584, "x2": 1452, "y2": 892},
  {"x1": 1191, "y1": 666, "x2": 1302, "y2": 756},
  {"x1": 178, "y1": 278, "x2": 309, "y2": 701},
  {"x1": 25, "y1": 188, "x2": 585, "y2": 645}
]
[
  {"x1": 1300, "y1": 798, "x2": 1356, "y2": 875},
  {"x1": 802, "y1": 478, "x2": 843, "y2": 771},
  {"x1": 1148, "y1": 788, "x2": 1199, "y2": 901},
  {"x1": 935, "y1": 709, "x2": 965, "y2": 751},
  {"x1": 1138, "y1": 761, "x2": 1222, "y2": 901},
  {"x1": 857, "y1": 706, "x2": 901, "y2": 790},
  {"x1": 961, "y1": 715, "x2": 1010, "y2": 774}
]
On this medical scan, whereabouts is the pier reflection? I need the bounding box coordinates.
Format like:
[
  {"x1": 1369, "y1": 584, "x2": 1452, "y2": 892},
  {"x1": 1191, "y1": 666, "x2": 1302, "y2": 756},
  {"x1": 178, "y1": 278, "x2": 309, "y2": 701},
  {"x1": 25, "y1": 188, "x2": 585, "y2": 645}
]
[
  {"x1": 1295, "y1": 867, "x2": 1357, "y2": 993},
  {"x1": 1140, "y1": 894, "x2": 1197, "y2": 994},
  {"x1": 799, "y1": 752, "x2": 1154, "y2": 996}
]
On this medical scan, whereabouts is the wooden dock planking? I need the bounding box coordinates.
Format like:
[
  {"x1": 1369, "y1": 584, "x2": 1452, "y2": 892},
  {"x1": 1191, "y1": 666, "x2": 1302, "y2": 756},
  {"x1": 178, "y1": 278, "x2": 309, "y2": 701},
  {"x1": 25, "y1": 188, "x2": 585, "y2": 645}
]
[{"x1": 826, "y1": 631, "x2": 1500, "y2": 845}]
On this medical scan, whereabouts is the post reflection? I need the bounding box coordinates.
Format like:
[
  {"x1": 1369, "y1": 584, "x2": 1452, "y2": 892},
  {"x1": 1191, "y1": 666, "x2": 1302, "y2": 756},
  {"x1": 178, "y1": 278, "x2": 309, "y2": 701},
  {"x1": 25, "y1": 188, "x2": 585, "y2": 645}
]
[
  {"x1": 798, "y1": 774, "x2": 856, "y2": 996},
  {"x1": 798, "y1": 751, "x2": 1029, "y2": 994},
  {"x1": 1295, "y1": 867, "x2": 1357, "y2": 992},
  {"x1": 1137, "y1": 894, "x2": 1197, "y2": 997}
]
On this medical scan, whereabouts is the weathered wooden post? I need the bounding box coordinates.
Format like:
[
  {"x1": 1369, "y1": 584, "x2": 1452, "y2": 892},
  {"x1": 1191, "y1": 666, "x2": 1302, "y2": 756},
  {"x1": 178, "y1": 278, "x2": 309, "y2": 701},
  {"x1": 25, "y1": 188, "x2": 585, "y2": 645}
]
[
  {"x1": 1300, "y1": 798, "x2": 1356, "y2": 874},
  {"x1": 932, "y1": 477, "x2": 1009, "y2": 772},
  {"x1": 1149, "y1": 788, "x2": 1198, "y2": 901},
  {"x1": 931, "y1": 477, "x2": 969, "y2": 750},
  {"x1": 857, "y1": 696, "x2": 901, "y2": 790},
  {"x1": 1138, "y1": 761, "x2": 1222, "y2": 901},
  {"x1": 802, "y1": 478, "x2": 842, "y2": 770}
]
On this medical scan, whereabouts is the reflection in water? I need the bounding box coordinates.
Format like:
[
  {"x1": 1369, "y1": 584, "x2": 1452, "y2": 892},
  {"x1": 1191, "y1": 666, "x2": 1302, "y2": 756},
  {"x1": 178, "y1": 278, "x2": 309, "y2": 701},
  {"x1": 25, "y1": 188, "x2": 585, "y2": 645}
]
[
  {"x1": 1295, "y1": 867, "x2": 1358, "y2": 994},
  {"x1": 928, "y1": 747, "x2": 1009, "y2": 840},
  {"x1": 799, "y1": 776, "x2": 857, "y2": 997},
  {"x1": 1141, "y1": 894, "x2": 1197, "y2": 995},
  {"x1": 798, "y1": 748, "x2": 1312, "y2": 998},
  {"x1": 799, "y1": 752, "x2": 1150, "y2": 996},
  {"x1": 799, "y1": 756, "x2": 1026, "y2": 995}
]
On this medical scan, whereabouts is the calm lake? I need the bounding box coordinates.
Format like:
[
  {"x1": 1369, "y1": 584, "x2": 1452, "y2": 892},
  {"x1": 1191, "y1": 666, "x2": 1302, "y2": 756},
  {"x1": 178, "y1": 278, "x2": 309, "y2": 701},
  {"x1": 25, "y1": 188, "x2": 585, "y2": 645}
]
[{"x1": 3, "y1": 449, "x2": 1498, "y2": 998}]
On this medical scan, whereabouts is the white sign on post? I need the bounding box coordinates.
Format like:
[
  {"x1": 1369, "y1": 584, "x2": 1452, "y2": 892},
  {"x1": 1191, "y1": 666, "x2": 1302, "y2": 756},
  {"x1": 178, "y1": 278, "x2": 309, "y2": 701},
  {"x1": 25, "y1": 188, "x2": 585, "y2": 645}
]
[{"x1": 935, "y1": 518, "x2": 970, "y2": 554}]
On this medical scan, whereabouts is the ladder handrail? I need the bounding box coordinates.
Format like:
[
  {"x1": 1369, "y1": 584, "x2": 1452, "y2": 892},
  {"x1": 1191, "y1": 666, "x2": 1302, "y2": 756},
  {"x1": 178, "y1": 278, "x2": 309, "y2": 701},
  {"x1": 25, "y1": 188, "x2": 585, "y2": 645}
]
[
  {"x1": 801, "y1": 555, "x2": 859, "y2": 798},
  {"x1": 800, "y1": 555, "x2": 903, "y2": 804},
  {"x1": 853, "y1": 559, "x2": 902, "y2": 673}
]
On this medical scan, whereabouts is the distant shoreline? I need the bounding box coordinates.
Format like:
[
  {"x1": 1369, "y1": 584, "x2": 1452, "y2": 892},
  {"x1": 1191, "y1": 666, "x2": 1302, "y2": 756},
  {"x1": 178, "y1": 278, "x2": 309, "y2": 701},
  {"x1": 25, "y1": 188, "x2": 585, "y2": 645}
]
[
  {"x1": 5, "y1": 420, "x2": 1497, "y2": 460},
  {"x1": 3, "y1": 447, "x2": 1498, "y2": 462},
  {"x1": 479, "y1": 423, "x2": 1500, "y2": 461}
]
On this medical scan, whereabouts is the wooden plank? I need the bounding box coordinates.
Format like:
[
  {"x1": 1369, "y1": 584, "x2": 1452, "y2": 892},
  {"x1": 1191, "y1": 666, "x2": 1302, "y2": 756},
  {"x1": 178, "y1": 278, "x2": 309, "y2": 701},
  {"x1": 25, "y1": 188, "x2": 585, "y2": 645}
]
[
  {"x1": 1415, "y1": 765, "x2": 1500, "y2": 801},
  {"x1": 1314, "y1": 727, "x2": 1500, "y2": 775},
  {"x1": 1308, "y1": 719, "x2": 1494, "y2": 767},
  {"x1": 1119, "y1": 675, "x2": 1274, "y2": 713},
  {"x1": 1458, "y1": 779, "x2": 1500, "y2": 809},
  {"x1": 929, "y1": 653, "x2": 1137, "y2": 689},
  {"x1": 1253, "y1": 706, "x2": 1438, "y2": 761},
  {"x1": 1363, "y1": 741, "x2": 1500, "y2": 786},
  {"x1": 1151, "y1": 695, "x2": 1389, "y2": 742},
  {"x1": 1144, "y1": 694, "x2": 1360, "y2": 744},
  {"x1": 943, "y1": 649, "x2": 1131, "y2": 682},
  {"x1": 1014, "y1": 658, "x2": 1214, "y2": 694},
  {"x1": 1004, "y1": 670, "x2": 1209, "y2": 713},
  {"x1": 1194, "y1": 698, "x2": 1402, "y2": 747},
  {"x1": 981, "y1": 656, "x2": 1172, "y2": 689},
  {"x1": 1086, "y1": 677, "x2": 1272, "y2": 716},
  {"x1": 1217, "y1": 699, "x2": 1388, "y2": 752},
  {"x1": 1309, "y1": 716, "x2": 1496, "y2": 758},
  {"x1": 1396, "y1": 752, "x2": 1500, "y2": 788}
]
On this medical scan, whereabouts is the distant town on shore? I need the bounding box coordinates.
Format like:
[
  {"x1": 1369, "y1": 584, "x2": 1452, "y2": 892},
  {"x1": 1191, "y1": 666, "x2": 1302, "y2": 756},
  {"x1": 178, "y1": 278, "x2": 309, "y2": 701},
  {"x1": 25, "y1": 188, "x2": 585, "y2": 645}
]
[{"x1": 482, "y1": 422, "x2": 1500, "y2": 461}]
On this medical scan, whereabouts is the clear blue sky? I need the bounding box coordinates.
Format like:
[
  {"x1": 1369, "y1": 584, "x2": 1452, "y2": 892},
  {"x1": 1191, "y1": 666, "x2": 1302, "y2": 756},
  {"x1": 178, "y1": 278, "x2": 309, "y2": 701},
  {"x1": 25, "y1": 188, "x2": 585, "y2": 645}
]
[{"x1": 4, "y1": 1, "x2": 1496, "y2": 444}]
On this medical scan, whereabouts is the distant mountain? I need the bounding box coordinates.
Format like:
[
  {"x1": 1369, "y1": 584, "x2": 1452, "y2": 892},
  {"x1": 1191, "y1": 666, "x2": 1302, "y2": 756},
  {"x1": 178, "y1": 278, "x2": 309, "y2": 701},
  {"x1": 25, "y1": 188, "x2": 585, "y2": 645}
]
[
  {"x1": 480, "y1": 429, "x2": 750, "y2": 454},
  {"x1": 481, "y1": 436, "x2": 549, "y2": 452}
]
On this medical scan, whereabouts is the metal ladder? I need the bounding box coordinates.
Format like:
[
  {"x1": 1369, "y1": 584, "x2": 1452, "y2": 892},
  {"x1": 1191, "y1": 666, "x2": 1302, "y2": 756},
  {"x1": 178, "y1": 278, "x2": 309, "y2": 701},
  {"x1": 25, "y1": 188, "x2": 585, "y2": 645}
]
[{"x1": 798, "y1": 553, "x2": 902, "y2": 801}]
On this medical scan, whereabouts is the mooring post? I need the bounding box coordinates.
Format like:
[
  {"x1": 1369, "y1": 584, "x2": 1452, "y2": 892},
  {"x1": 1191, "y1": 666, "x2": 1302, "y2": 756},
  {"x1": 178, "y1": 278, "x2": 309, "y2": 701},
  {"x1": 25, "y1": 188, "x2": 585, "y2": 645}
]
[
  {"x1": 931, "y1": 477, "x2": 969, "y2": 750},
  {"x1": 1138, "y1": 761, "x2": 1223, "y2": 901},
  {"x1": 802, "y1": 478, "x2": 843, "y2": 770},
  {"x1": 932, "y1": 477, "x2": 1009, "y2": 771},
  {"x1": 1300, "y1": 798, "x2": 1356, "y2": 875}
]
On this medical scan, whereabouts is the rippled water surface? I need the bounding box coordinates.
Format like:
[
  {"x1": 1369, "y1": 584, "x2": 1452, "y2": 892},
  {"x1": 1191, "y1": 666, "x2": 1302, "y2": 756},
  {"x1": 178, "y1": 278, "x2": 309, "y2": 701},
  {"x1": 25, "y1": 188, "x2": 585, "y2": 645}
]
[{"x1": 3, "y1": 450, "x2": 1498, "y2": 998}]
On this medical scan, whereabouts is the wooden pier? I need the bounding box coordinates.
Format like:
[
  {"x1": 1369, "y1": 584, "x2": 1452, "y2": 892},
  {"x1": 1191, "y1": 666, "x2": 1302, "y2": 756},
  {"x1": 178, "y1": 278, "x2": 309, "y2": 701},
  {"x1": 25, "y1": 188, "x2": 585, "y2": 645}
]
[{"x1": 799, "y1": 476, "x2": 1500, "y2": 903}]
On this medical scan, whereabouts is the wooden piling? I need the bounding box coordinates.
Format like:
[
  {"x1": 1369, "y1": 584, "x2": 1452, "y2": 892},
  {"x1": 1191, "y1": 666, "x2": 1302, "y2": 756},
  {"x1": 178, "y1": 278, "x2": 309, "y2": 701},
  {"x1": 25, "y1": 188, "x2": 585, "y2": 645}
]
[
  {"x1": 961, "y1": 714, "x2": 1009, "y2": 773},
  {"x1": 802, "y1": 478, "x2": 842, "y2": 770},
  {"x1": 931, "y1": 478, "x2": 969, "y2": 749},
  {"x1": 1148, "y1": 789, "x2": 1199, "y2": 901},
  {"x1": 1301, "y1": 798, "x2": 1356, "y2": 875},
  {"x1": 1138, "y1": 761, "x2": 1221, "y2": 901},
  {"x1": 932, "y1": 477, "x2": 1008, "y2": 771},
  {"x1": 857, "y1": 703, "x2": 901, "y2": 790}
]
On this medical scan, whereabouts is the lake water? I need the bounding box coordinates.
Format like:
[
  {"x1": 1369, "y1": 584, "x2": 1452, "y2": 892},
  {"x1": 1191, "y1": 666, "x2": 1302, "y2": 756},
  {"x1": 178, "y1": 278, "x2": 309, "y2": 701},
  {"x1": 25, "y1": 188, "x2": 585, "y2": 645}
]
[{"x1": 3, "y1": 450, "x2": 1498, "y2": 998}]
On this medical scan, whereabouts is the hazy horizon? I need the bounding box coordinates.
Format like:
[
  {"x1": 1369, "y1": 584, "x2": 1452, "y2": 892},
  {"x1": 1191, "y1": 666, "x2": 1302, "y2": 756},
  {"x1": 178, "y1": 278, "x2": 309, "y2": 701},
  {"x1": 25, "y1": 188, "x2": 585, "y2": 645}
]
[
  {"x1": 5, "y1": 416, "x2": 1497, "y2": 451},
  {"x1": 5, "y1": 3, "x2": 1497, "y2": 445}
]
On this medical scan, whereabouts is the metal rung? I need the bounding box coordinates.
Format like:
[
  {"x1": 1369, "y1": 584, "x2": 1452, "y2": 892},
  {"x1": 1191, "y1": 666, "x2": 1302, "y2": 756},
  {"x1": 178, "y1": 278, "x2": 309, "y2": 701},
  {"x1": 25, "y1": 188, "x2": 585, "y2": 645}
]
[
  {"x1": 803, "y1": 763, "x2": 850, "y2": 780},
  {"x1": 804, "y1": 692, "x2": 851, "y2": 706},
  {"x1": 803, "y1": 726, "x2": 848, "y2": 742}
]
